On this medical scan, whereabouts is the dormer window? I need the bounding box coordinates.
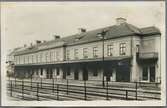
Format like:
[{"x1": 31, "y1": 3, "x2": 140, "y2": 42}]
[
  {"x1": 75, "y1": 38, "x2": 80, "y2": 41},
  {"x1": 75, "y1": 35, "x2": 85, "y2": 42}
]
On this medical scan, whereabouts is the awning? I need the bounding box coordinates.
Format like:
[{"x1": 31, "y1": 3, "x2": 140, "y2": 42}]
[{"x1": 15, "y1": 56, "x2": 132, "y2": 67}]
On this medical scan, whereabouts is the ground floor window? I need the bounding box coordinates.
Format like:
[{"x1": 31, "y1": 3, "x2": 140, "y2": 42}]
[
  {"x1": 67, "y1": 67, "x2": 71, "y2": 76},
  {"x1": 93, "y1": 68, "x2": 98, "y2": 76},
  {"x1": 150, "y1": 66, "x2": 155, "y2": 82},
  {"x1": 142, "y1": 67, "x2": 148, "y2": 80},
  {"x1": 142, "y1": 66, "x2": 155, "y2": 82},
  {"x1": 36, "y1": 70, "x2": 38, "y2": 75}
]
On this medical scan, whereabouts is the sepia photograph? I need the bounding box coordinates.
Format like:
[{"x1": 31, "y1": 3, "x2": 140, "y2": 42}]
[{"x1": 1, "y1": 1, "x2": 166, "y2": 106}]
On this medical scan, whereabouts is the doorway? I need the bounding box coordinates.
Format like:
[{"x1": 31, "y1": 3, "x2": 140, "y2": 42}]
[
  {"x1": 83, "y1": 67, "x2": 88, "y2": 81},
  {"x1": 116, "y1": 66, "x2": 130, "y2": 82},
  {"x1": 74, "y1": 69, "x2": 79, "y2": 80}
]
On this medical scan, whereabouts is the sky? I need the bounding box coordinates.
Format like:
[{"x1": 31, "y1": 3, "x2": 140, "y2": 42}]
[{"x1": 1, "y1": 1, "x2": 165, "y2": 55}]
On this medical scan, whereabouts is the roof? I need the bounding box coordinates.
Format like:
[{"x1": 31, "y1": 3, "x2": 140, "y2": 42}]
[
  {"x1": 14, "y1": 23, "x2": 161, "y2": 56},
  {"x1": 140, "y1": 26, "x2": 161, "y2": 35}
]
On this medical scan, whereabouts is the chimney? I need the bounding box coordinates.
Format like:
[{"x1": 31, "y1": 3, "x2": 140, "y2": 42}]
[
  {"x1": 54, "y1": 35, "x2": 60, "y2": 40},
  {"x1": 36, "y1": 40, "x2": 41, "y2": 44},
  {"x1": 116, "y1": 17, "x2": 127, "y2": 25},
  {"x1": 24, "y1": 44, "x2": 27, "y2": 47},
  {"x1": 78, "y1": 28, "x2": 86, "y2": 34},
  {"x1": 30, "y1": 43, "x2": 33, "y2": 47}
]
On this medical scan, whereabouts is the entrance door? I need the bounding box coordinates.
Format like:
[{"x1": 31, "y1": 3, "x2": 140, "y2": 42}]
[
  {"x1": 74, "y1": 69, "x2": 79, "y2": 80},
  {"x1": 46, "y1": 68, "x2": 53, "y2": 79},
  {"x1": 116, "y1": 66, "x2": 130, "y2": 82},
  {"x1": 83, "y1": 67, "x2": 88, "y2": 81}
]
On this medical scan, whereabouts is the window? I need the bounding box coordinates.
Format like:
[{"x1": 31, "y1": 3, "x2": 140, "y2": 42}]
[
  {"x1": 40, "y1": 68, "x2": 43, "y2": 75},
  {"x1": 66, "y1": 50, "x2": 70, "y2": 60},
  {"x1": 142, "y1": 66, "x2": 155, "y2": 82},
  {"x1": 150, "y1": 66, "x2": 155, "y2": 82},
  {"x1": 56, "y1": 51, "x2": 60, "y2": 61},
  {"x1": 74, "y1": 49, "x2": 79, "y2": 59},
  {"x1": 136, "y1": 45, "x2": 140, "y2": 53},
  {"x1": 107, "y1": 44, "x2": 113, "y2": 56},
  {"x1": 93, "y1": 47, "x2": 98, "y2": 58},
  {"x1": 67, "y1": 67, "x2": 71, "y2": 76},
  {"x1": 57, "y1": 68, "x2": 60, "y2": 75},
  {"x1": 37, "y1": 53, "x2": 40, "y2": 63},
  {"x1": 120, "y1": 43, "x2": 126, "y2": 55},
  {"x1": 142, "y1": 67, "x2": 148, "y2": 80},
  {"x1": 93, "y1": 68, "x2": 98, "y2": 76},
  {"x1": 45, "y1": 52, "x2": 49, "y2": 62},
  {"x1": 27, "y1": 55, "x2": 30, "y2": 63},
  {"x1": 36, "y1": 70, "x2": 39, "y2": 75},
  {"x1": 32, "y1": 55, "x2": 34, "y2": 63},
  {"x1": 36, "y1": 54, "x2": 38, "y2": 63},
  {"x1": 40, "y1": 53, "x2": 42, "y2": 63},
  {"x1": 83, "y1": 48, "x2": 88, "y2": 58},
  {"x1": 23, "y1": 56, "x2": 25, "y2": 64}
]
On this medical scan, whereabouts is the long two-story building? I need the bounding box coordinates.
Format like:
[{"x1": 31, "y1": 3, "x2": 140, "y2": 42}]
[{"x1": 10, "y1": 18, "x2": 161, "y2": 83}]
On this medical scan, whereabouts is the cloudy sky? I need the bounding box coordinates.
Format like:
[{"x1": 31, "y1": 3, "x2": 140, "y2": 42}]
[{"x1": 1, "y1": 1, "x2": 165, "y2": 54}]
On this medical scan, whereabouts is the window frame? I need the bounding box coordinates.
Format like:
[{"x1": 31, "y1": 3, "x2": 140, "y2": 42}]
[
  {"x1": 66, "y1": 49, "x2": 70, "y2": 60},
  {"x1": 119, "y1": 43, "x2": 126, "y2": 55},
  {"x1": 56, "y1": 50, "x2": 60, "y2": 61},
  {"x1": 67, "y1": 67, "x2": 71, "y2": 76},
  {"x1": 93, "y1": 46, "x2": 98, "y2": 58},
  {"x1": 107, "y1": 44, "x2": 114, "y2": 56},
  {"x1": 142, "y1": 67, "x2": 148, "y2": 81},
  {"x1": 83, "y1": 48, "x2": 88, "y2": 59},
  {"x1": 40, "y1": 68, "x2": 43, "y2": 76},
  {"x1": 57, "y1": 68, "x2": 60, "y2": 76},
  {"x1": 93, "y1": 68, "x2": 98, "y2": 76},
  {"x1": 74, "y1": 49, "x2": 79, "y2": 59}
]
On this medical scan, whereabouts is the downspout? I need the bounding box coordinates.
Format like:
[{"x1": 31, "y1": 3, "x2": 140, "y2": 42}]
[{"x1": 130, "y1": 35, "x2": 133, "y2": 82}]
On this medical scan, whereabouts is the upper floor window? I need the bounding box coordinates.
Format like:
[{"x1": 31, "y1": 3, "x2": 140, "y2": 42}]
[
  {"x1": 120, "y1": 43, "x2": 126, "y2": 55},
  {"x1": 45, "y1": 52, "x2": 49, "y2": 62},
  {"x1": 83, "y1": 48, "x2": 88, "y2": 59},
  {"x1": 93, "y1": 47, "x2": 98, "y2": 58},
  {"x1": 36, "y1": 54, "x2": 38, "y2": 63},
  {"x1": 74, "y1": 49, "x2": 79, "y2": 59},
  {"x1": 107, "y1": 44, "x2": 113, "y2": 56},
  {"x1": 56, "y1": 51, "x2": 60, "y2": 61},
  {"x1": 66, "y1": 50, "x2": 70, "y2": 60},
  {"x1": 49, "y1": 51, "x2": 52, "y2": 62},
  {"x1": 23, "y1": 56, "x2": 26, "y2": 64}
]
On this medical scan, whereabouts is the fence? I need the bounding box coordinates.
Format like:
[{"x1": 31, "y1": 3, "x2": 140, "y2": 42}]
[{"x1": 7, "y1": 78, "x2": 161, "y2": 101}]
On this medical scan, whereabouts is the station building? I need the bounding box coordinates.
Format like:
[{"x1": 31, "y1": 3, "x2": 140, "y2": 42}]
[{"x1": 10, "y1": 18, "x2": 161, "y2": 83}]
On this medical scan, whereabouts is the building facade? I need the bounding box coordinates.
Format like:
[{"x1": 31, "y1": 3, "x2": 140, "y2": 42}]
[{"x1": 11, "y1": 18, "x2": 161, "y2": 83}]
